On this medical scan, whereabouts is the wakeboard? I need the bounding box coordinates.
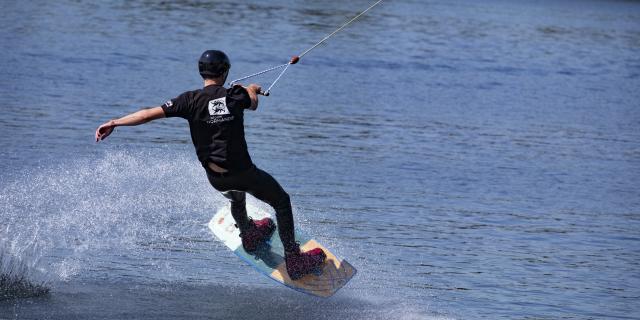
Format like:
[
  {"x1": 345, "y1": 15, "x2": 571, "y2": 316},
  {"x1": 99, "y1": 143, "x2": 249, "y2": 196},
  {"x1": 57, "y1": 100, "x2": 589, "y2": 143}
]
[{"x1": 208, "y1": 204, "x2": 356, "y2": 298}]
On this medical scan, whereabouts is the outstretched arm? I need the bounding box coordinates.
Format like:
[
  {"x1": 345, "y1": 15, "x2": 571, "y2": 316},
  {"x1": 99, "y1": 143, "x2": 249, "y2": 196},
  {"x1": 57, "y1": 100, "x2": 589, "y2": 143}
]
[
  {"x1": 244, "y1": 84, "x2": 262, "y2": 111},
  {"x1": 95, "y1": 106, "x2": 166, "y2": 142}
]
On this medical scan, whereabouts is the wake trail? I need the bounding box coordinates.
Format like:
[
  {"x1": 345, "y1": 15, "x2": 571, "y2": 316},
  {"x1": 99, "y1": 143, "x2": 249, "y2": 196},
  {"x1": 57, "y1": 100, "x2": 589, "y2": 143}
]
[{"x1": 0, "y1": 150, "x2": 227, "y2": 288}]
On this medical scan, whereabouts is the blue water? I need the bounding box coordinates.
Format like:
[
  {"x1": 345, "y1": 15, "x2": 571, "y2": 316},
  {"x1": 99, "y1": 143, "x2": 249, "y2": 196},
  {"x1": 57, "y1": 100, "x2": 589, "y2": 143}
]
[{"x1": 1, "y1": 0, "x2": 639, "y2": 319}]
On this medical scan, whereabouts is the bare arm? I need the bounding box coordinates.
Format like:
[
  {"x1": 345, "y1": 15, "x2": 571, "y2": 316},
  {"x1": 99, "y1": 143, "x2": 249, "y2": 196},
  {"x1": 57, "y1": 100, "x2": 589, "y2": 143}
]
[
  {"x1": 95, "y1": 106, "x2": 166, "y2": 142},
  {"x1": 244, "y1": 84, "x2": 262, "y2": 111}
]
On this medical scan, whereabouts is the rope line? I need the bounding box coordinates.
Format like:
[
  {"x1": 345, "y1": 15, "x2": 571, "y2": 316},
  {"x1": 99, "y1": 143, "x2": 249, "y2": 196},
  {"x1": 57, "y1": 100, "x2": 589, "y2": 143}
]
[
  {"x1": 229, "y1": 62, "x2": 288, "y2": 86},
  {"x1": 298, "y1": 0, "x2": 383, "y2": 59},
  {"x1": 264, "y1": 61, "x2": 292, "y2": 95},
  {"x1": 228, "y1": 0, "x2": 383, "y2": 95}
]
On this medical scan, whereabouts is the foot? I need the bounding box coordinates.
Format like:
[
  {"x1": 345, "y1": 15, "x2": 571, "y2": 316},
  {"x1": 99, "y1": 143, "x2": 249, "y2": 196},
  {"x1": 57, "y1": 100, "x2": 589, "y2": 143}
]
[
  {"x1": 285, "y1": 243, "x2": 327, "y2": 280},
  {"x1": 239, "y1": 218, "x2": 276, "y2": 252}
]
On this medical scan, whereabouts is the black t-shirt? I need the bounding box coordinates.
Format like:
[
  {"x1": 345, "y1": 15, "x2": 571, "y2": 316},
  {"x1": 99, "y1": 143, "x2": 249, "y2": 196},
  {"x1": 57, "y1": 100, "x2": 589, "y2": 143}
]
[{"x1": 161, "y1": 84, "x2": 253, "y2": 172}]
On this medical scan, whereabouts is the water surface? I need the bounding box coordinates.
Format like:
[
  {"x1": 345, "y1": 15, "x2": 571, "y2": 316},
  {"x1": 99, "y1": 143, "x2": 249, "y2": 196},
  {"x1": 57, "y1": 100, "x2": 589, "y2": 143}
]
[{"x1": 1, "y1": 0, "x2": 639, "y2": 319}]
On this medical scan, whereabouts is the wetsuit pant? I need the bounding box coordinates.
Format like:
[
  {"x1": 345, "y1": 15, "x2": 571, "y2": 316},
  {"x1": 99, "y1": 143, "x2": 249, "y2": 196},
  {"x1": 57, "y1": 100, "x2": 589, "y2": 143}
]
[{"x1": 205, "y1": 165, "x2": 296, "y2": 250}]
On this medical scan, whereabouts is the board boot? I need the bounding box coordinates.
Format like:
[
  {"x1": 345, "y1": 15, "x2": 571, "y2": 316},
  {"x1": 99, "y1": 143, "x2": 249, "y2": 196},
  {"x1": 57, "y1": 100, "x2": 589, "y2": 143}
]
[
  {"x1": 285, "y1": 243, "x2": 327, "y2": 280},
  {"x1": 239, "y1": 218, "x2": 276, "y2": 252}
]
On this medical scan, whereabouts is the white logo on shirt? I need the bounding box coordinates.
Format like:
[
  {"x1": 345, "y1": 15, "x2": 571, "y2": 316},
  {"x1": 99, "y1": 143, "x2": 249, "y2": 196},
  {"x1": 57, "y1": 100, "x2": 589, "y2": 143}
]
[
  {"x1": 208, "y1": 97, "x2": 229, "y2": 116},
  {"x1": 164, "y1": 100, "x2": 173, "y2": 108}
]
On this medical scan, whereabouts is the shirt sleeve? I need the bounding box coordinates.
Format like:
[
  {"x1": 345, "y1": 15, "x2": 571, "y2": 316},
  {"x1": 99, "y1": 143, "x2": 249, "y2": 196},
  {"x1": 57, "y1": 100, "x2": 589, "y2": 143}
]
[
  {"x1": 161, "y1": 91, "x2": 192, "y2": 119},
  {"x1": 226, "y1": 85, "x2": 252, "y2": 109}
]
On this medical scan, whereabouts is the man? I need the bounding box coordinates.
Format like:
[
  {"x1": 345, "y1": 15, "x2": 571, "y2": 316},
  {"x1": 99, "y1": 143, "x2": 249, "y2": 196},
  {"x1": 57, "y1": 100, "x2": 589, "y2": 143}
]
[{"x1": 95, "y1": 50, "x2": 326, "y2": 280}]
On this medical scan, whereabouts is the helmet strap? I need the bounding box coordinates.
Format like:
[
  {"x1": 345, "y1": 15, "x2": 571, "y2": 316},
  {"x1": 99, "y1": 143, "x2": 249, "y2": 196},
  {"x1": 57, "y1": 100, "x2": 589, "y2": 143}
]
[{"x1": 221, "y1": 70, "x2": 229, "y2": 85}]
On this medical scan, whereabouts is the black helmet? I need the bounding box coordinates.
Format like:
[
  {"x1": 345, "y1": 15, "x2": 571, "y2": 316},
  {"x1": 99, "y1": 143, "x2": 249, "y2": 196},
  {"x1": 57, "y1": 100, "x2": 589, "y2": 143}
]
[{"x1": 198, "y1": 50, "x2": 230, "y2": 79}]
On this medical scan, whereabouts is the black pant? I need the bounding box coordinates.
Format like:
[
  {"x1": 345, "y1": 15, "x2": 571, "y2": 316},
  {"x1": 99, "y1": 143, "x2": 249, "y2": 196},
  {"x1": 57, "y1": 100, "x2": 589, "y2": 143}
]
[{"x1": 205, "y1": 165, "x2": 295, "y2": 249}]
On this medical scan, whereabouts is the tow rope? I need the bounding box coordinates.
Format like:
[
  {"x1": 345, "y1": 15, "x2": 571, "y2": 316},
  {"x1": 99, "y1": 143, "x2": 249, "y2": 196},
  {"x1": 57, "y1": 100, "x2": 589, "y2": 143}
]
[{"x1": 229, "y1": 0, "x2": 384, "y2": 96}]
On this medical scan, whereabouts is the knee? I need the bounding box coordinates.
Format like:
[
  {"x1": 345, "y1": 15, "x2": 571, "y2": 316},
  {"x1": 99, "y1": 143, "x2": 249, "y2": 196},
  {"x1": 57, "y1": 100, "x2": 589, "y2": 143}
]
[
  {"x1": 224, "y1": 191, "x2": 246, "y2": 204},
  {"x1": 272, "y1": 192, "x2": 290, "y2": 210}
]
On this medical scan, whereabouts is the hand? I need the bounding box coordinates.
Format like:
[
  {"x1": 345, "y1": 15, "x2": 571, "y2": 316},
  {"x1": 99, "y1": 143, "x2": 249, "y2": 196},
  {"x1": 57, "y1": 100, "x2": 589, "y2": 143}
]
[
  {"x1": 95, "y1": 120, "x2": 116, "y2": 142},
  {"x1": 246, "y1": 84, "x2": 262, "y2": 95}
]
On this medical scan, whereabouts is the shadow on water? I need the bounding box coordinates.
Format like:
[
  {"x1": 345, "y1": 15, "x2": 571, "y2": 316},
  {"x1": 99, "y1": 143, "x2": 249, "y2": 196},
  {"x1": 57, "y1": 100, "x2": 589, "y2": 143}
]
[{"x1": 0, "y1": 281, "x2": 432, "y2": 320}]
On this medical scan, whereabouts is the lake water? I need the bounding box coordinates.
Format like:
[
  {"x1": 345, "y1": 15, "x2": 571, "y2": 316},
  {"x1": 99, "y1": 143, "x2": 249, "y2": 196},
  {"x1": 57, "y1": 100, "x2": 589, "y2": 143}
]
[{"x1": 1, "y1": 0, "x2": 639, "y2": 319}]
